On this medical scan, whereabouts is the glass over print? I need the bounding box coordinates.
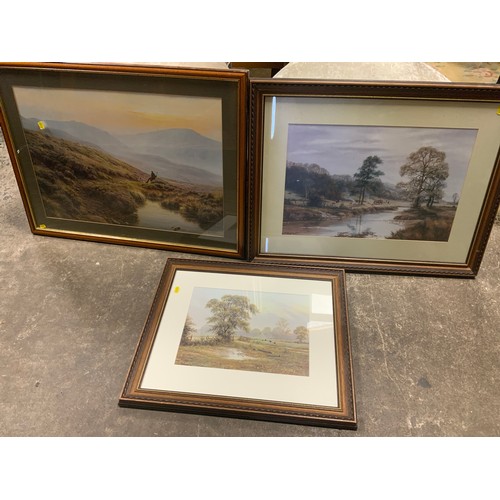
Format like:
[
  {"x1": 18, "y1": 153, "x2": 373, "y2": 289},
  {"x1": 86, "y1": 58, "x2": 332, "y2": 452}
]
[
  {"x1": 284, "y1": 123, "x2": 475, "y2": 241},
  {"x1": 174, "y1": 286, "x2": 312, "y2": 376},
  {"x1": 14, "y1": 87, "x2": 225, "y2": 235}
]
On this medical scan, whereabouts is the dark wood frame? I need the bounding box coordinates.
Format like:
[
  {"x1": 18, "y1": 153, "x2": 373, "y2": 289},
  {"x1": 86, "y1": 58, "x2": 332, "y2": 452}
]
[
  {"x1": 229, "y1": 62, "x2": 288, "y2": 76},
  {"x1": 249, "y1": 78, "x2": 500, "y2": 277},
  {"x1": 0, "y1": 62, "x2": 248, "y2": 258},
  {"x1": 119, "y1": 258, "x2": 357, "y2": 429}
]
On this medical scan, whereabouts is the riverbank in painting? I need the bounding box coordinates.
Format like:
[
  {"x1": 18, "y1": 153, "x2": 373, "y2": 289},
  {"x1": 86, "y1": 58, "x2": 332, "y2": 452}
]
[
  {"x1": 283, "y1": 201, "x2": 457, "y2": 240},
  {"x1": 176, "y1": 336, "x2": 309, "y2": 376},
  {"x1": 283, "y1": 123, "x2": 476, "y2": 242}
]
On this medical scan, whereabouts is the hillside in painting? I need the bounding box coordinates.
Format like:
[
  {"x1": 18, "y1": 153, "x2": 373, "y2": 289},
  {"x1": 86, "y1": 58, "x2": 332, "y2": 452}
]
[
  {"x1": 25, "y1": 129, "x2": 223, "y2": 228},
  {"x1": 119, "y1": 128, "x2": 223, "y2": 178},
  {"x1": 21, "y1": 118, "x2": 223, "y2": 186},
  {"x1": 22, "y1": 117, "x2": 125, "y2": 152}
]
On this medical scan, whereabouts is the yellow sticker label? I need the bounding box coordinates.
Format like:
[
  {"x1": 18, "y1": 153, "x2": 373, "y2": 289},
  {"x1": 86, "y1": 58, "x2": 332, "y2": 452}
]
[
  {"x1": 37, "y1": 121, "x2": 46, "y2": 130},
  {"x1": 174, "y1": 286, "x2": 180, "y2": 294},
  {"x1": 497, "y1": 106, "x2": 500, "y2": 116},
  {"x1": 39, "y1": 224, "x2": 46, "y2": 229}
]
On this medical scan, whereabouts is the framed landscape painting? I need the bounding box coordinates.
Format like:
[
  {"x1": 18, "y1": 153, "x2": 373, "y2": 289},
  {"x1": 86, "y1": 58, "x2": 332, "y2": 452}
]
[
  {"x1": 249, "y1": 79, "x2": 500, "y2": 277},
  {"x1": 0, "y1": 63, "x2": 247, "y2": 257},
  {"x1": 119, "y1": 259, "x2": 357, "y2": 429}
]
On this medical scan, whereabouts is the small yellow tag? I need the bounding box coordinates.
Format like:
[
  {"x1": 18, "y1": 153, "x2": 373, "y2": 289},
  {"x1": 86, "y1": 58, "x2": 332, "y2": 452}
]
[
  {"x1": 497, "y1": 106, "x2": 500, "y2": 116},
  {"x1": 174, "y1": 286, "x2": 180, "y2": 294},
  {"x1": 39, "y1": 224, "x2": 46, "y2": 229},
  {"x1": 37, "y1": 121, "x2": 46, "y2": 130}
]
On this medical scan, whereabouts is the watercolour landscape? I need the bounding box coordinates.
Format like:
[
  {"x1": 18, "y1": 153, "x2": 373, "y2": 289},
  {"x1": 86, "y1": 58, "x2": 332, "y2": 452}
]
[
  {"x1": 283, "y1": 124, "x2": 478, "y2": 241},
  {"x1": 13, "y1": 87, "x2": 224, "y2": 236},
  {"x1": 175, "y1": 287, "x2": 311, "y2": 376}
]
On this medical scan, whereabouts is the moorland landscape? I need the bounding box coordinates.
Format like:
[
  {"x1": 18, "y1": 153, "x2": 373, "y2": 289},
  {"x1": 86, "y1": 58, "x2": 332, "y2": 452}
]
[
  {"x1": 23, "y1": 122, "x2": 224, "y2": 234},
  {"x1": 15, "y1": 87, "x2": 225, "y2": 235}
]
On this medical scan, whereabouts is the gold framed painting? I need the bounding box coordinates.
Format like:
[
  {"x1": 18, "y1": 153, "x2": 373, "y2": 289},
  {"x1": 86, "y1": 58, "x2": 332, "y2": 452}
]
[
  {"x1": 249, "y1": 79, "x2": 500, "y2": 277},
  {"x1": 119, "y1": 259, "x2": 357, "y2": 429},
  {"x1": 0, "y1": 63, "x2": 248, "y2": 258}
]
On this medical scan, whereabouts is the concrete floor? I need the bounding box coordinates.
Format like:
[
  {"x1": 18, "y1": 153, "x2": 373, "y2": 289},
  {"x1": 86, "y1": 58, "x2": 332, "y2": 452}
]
[{"x1": 1, "y1": 130, "x2": 499, "y2": 437}]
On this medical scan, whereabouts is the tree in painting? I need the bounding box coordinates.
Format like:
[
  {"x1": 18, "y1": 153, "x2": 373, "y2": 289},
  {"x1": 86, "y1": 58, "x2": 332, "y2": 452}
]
[
  {"x1": 285, "y1": 162, "x2": 347, "y2": 207},
  {"x1": 206, "y1": 295, "x2": 259, "y2": 342},
  {"x1": 273, "y1": 318, "x2": 292, "y2": 338},
  {"x1": 353, "y1": 155, "x2": 384, "y2": 204},
  {"x1": 180, "y1": 315, "x2": 197, "y2": 346},
  {"x1": 424, "y1": 175, "x2": 447, "y2": 208},
  {"x1": 294, "y1": 325, "x2": 309, "y2": 343},
  {"x1": 175, "y1": 289, "x2": 311, "y2": 376},
  {"x1": 398, "y1": 146, "x2": 449, "y2": 208}
]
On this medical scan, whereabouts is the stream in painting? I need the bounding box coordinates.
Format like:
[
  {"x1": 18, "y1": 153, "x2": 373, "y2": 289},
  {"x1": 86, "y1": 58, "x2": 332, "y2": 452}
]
[
  {"x1": 136, "y1": 200, "x2": 202, "y2": 233},
  {"x1": 313, "y1": 207, "x2": 406, "y2": 238}
]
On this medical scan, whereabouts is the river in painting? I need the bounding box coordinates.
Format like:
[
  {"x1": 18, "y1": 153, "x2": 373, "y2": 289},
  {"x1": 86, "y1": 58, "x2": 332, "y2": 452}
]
[
  {"x1": 313, "y1": 206, "x2": 406, "y2": 238},
  {"x1": 136, "y1": 200, "x2": 203, "y2": 233}
]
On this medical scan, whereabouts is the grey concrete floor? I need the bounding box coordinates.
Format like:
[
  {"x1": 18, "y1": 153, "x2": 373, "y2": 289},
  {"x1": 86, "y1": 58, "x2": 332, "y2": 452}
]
[{"x1": 1, "y1": 130, "x2": 499, "y2": 437}]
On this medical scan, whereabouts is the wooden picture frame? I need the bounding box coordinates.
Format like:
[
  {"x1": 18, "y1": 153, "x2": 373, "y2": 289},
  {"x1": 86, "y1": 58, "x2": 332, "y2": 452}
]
[
  {"x1": 119, "y1": 258, "x2": 357, "y2": 429},
  {"x1": 0, "y1": 63, "x2": 248, "y2": 258},
  {"x1": 249, "y1": 79, "x2": 500, "y2": 277}
]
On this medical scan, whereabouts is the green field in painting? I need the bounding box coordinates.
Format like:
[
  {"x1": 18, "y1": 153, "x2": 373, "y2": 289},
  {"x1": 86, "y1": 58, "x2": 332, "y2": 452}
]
[{"x1": 176, "y1": 337, "x2": 309, "y2": 376}]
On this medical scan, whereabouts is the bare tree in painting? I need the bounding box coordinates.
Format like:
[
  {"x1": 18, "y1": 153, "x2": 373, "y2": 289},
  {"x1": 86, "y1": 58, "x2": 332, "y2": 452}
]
[
  {"x1": 398, "y1": 146, "x2": 449, "y2": 208},
  {"x1": 273, "y1": 318, "x2": 292, "y2": 339},
  {"x1": 424, "y1": 175, "x2": 447, "y2": 208}
]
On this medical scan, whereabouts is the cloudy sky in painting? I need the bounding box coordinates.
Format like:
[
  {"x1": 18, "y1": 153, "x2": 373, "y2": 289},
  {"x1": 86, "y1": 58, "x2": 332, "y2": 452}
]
[
  {"x1": 185, "y1": 287, "x2": 311, "y2": 333},
  {"x1": 13, "y1": 86, "x2": 223, "y2": 140},
  {"x1": 286, "y1": 124, "x2": 478, "y2": 198}
]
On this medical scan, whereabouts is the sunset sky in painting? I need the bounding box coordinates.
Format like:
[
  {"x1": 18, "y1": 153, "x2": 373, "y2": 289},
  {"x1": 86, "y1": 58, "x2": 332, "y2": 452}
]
[{"x1": 13, "y1": 87, "x2": 223, "y2": 140}]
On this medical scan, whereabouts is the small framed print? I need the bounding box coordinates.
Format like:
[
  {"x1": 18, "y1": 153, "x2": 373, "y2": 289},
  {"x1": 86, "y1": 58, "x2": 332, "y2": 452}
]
[
  {"x1": 249, "y1": 79, "x2": 500, "y2": 277},
  {"x1": 0, "y1": 63, "x2": 247, "y2": 258},
  {"x1": 119, "y1": 259, "x2": 357, "y2": 429}
]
